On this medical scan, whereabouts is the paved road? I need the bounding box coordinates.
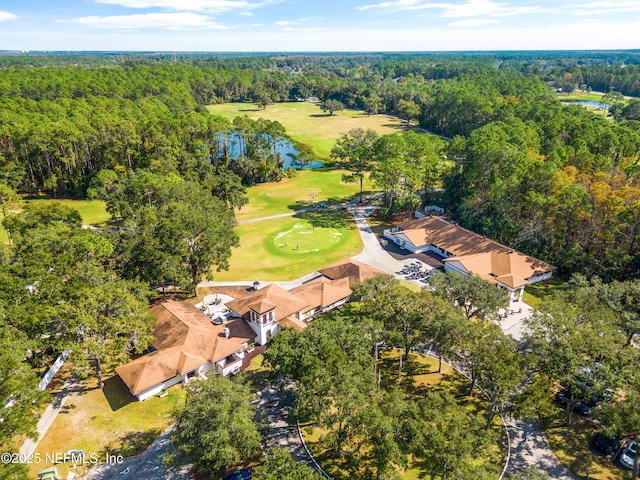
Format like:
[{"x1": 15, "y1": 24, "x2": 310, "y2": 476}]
[
  {"x1": 19, "y1": 376, "x2": 82, "y2": 456},
  {"x1": 254, "y1": 383, "x2": 316, "y2": 470},
  {"x1": 505, "y1": 419, "x2": 578, "y2": 480},
  {"x1": 83, "y1": 426, "x2": 191, "y2": 480}
]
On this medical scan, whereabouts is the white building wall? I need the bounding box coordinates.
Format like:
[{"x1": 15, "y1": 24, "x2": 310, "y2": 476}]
[
  {"x1": 136, "y1": 375, "x2": 184, "y2": 401},
  {"x1": 444, "y1": 261, "x2": 468, "y2": 276},
  {"x1": 527, "y1": 271, "x2": 553, "y2": 284}
]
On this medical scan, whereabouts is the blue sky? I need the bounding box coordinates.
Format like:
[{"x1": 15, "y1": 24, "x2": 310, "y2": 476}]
[{"x1": 0, "y1": 0, "x2": 639, "y2": 51}]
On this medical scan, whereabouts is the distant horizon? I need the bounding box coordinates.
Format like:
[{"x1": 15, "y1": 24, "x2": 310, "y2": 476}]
[
  {"x1": 1, "y1": 1, "x2": 640, "y2": 52},
  {"x1": 2, "y1": 48, "x2": 640, "y2": 55}
]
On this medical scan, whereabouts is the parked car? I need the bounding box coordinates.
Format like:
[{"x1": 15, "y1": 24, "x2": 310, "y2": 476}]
[
  {"x1": 554, "y1": 390, "x2": 591, "y2": 417},
  {"x1": 223, "y1": 468, "x2": 252, "y2": 480},
  {"x1": 620, "y1": 440, "x2": 637, "y2": 470},
  {"x1": 591, "y1": 432, "x2": 619, "y2": 456}
]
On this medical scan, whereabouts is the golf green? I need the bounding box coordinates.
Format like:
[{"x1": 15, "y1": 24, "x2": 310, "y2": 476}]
[
  {"x1": 270, "y1": 222, "x2": 344, "y2": 255},
  {"x1": 214, "y1": 214, "x2": 362, "y2": 281}
]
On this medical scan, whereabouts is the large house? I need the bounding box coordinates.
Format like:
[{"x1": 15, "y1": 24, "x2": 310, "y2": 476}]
[
  {"x1": 116, "y1": 300, "x2": 255, "y2": 401},
  {"x1": 117, "y1": 259, "x2": 386, "y2": 400},
  {"x1": 383, "y1": 216, "x2": 554, "y2": 302}
]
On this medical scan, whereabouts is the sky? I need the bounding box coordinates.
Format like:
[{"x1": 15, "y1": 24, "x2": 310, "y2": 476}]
[{"x1": 0, "y1": 0, "x2": 639, "y2": 52}]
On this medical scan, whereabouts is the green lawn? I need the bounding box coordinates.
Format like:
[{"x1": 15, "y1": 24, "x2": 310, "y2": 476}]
[
  {"x1": 302, "y1": 350, "x2": 507, "y2": 480},
  {"x1": 236, "y1": 168, "x2": 377, "y2": 221},
  {"x1": 207, "y1": 102, "x2": 412, "y2": 159},
  {"x1": 556, "y1": 91, "x2": 607, "y2": 102},
  {"x1": 522, "y1": 275, "x2": 569, "y2": 309},
  {"x1": 214, "y1": 211, "x2": 362, "y2": 282},
  {"x1": 544, "y1": 411, "x2": 632, "y2": 480},
  {"x1": 29, "y1": 368, "x2": 186, "y2": 480},
  {"x1": 1, "y1": 198, "x2": 110, "y2": 244}
]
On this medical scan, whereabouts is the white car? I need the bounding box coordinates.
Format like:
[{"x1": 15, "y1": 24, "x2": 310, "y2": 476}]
[{"x1": 620, "y1": 440, "x2": 637, "y2": 470}]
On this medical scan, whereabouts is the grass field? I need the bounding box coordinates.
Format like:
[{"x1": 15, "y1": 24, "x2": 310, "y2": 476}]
[
  {"x1": 29, "y1": 367, "x2": 186, "y2": 480},
  {"x1": 302, "y1": 350, "x2": 507, "y2": 479},
  {"x1": 214, "y1": 210, "x2": 362, "y2": 281},
  {"x1": 556, "y1": 91, "x2": 607, "y2": 102},
  {"x1": 236, "y1": 168, "x2": 376, "y2": 221},
  {"x1": 1, "y1": 198, "x2": 110, "y2": 244},
  {"x1": 207, "y1": 102, "x2": 412, "y2": 159},
  {"x1": 522, "y1": 275, "x2": 568, "y2": 309},
  {"x1": 544, "y1": 412, "x2": 632, "y2": 480}
]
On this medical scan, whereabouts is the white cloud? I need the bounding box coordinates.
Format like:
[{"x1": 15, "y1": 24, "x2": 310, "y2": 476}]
[
  {"x1": 275, "y1": 20, "x2": 297, "y2": 26},
  {"x1": 572, "y1": 1, "x2": 640, "y2": 15},
  {"x1": 68, "y1": 12, "x2": 227, "y2": 29},
  {"x1": 94, "y1": 0, "x2": 277, "y2": 12},
  {"x1": 0, "y1": 11, "x2": 17, "y2": 21},
  {"x1": 450, "y1": 18, "x2": 498, "y2": 26},
  {"x1": 281, "y1": 27, "x2": 326, "y2": 32},
  {"x1": 357, "y1": 0, "x2": 540, "y2": 18}
]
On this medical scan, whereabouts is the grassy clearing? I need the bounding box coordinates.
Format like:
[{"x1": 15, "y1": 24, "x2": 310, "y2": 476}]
[
  {"x1": 303, "y1": 350, "x2": 506, "y2": 480},
  {"x1": 214, "y1": 211, "x2": 362, "y2": 281},
  {"x1": 1, "y1": 198, "x2": 110, "y2": 244},
  {"x1": 22, "y1": 198, "x2": 110, "y2": 225},
  {"x1": 236, "y1": 168, "x2": 377, "y2": 222},
  {"x1": 522, "y1": 275, "x2": 569, "y2": 309},
  {"x1": 207, "y1": 102, "x2": 411, "y2": 159},
  {"x1": 544, "y1": 411, "x2": 631, "y2": 480},
  {"x1": 238, "y1": 354, "x2": 271, "y2": 393},
  {"x1": 29, "y1": 368, "x2": 186, "y2": 480},
  {"x1": 556, "y1": 92, "x2": 607, "y2": 102}
]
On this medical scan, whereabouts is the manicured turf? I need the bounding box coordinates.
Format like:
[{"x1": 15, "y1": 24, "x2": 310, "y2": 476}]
[
  {"x1": 302, "y1": 350, "x2": 507, "y2": 480},
  {"x1": 556, "y1": 92, "x2": 608, "y2": 102},
  {"x1": 23, "y1": 198, "x2": 111, "y2": 225},
  {"x1": 1, "y1": 198, "x2": 110, "y2": 244},
  {"x1": 213, "y1": 211, "x2": 362, "y2": 282},
  {"x1": 29, "y1": 368, "x2": 186, "y2": 480},
  {"x1": 207, "y1": 102, "x2": 411, "y2": 159},
  {"x1": 522, "y1": 275, "x2": 568, "y2": 309},
  {"x1": 544, "y1": 412, "x2": 632, "y2": 480},
  {"x1": 236, "y1": 168, "x2": 377, "y2": 222}
]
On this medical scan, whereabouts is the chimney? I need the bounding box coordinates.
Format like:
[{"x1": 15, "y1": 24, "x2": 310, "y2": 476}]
[{"x1": 224, "y1": 327, "x2": 230, "y2": 339}]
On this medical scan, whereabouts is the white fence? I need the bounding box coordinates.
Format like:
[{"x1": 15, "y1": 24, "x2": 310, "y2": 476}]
[{"x1": 38, "y1": 350, "x2": 70, "y2": 391}]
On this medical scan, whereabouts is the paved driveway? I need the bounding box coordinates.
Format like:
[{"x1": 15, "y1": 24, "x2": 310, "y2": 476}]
[{"x1": 83, "y1": 427, "x2": 191, "y2": 480}]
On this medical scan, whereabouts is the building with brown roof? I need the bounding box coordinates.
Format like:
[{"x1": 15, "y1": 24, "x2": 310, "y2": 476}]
[
  {"x1": 117, "y1": 260, "x2": 385, "y2": 400},
  {"x1": 318, "y1": 258, "x2": 387, "y2": 286},
  {"x1": 290, "y1": 276, "x2": 352, "y2": 319},
  {"x1": 384, "y1": 216, "x2": 554, "y2": 302},
  {"x1": 116, "y1": 300, "x2": 254, "y2": 401}
]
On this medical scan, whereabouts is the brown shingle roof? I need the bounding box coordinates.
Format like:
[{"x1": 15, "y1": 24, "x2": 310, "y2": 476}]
[
  {"x1": 116, "y1": 300, "x2": 255, "y2": 396},
  {"x1": 225, "y1": 284, "x2": 309, "y2": 322},
  {"x1": 396, "y1": 216, "x2": 509, "y2": 257},
  {"x1": 290, "y1": 277, "x2": 352, "y2": 312},
  {"x1": 444, "y1": 250, "x2": 554, "y2": 289},
  {"x1": 318, "y1": 258, "x2": 387, "y2": 286},
  {"x1": 278, "y1": 316, "x2": 308, "y2": 332}
]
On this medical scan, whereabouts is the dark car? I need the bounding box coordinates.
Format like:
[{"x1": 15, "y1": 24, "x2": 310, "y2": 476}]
[
  {"x1": 591, "y1": 432, "x2": 619, "y2": 456},
  {"x1": 223, "y1": 468, "x2": 251, "y2": 480},
  {"x1": 554, "y1": 390, "x2": 591, "y2": 417}
]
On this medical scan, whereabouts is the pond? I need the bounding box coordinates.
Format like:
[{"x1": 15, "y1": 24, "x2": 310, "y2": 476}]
[
  {"x1": 215, "y1": 133, "x2": 323, "y2": 169},
  {"x1": 562, "y1": 100, "x2": 609, "y2": 109}
]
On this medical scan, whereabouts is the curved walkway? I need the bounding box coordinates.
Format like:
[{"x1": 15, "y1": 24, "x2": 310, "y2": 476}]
[
  {"x1": 255, "y1": 383, "x2": 316, "y2": 469},
  {"x1": 83, "y1": 426, "x2": 191, "y2": 480}
]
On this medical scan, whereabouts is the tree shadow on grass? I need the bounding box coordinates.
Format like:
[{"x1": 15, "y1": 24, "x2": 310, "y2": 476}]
[
  {"x1": 292, "y1": 207, "x2": 354, "y2": 229},
  {"x1": 103, "y1": 428, "x2": 163, "y2": 457},
  {"x1": 102, "y1": 375, "x2": 136, "y2": 412}
]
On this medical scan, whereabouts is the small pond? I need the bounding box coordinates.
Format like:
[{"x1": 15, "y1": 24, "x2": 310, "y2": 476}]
[
  {"x1": 215, "y1": 133, "x2": 323, "y2": 169},
  {"x1": 562, "y1": 100, "x2": 609, "y2": 109}
]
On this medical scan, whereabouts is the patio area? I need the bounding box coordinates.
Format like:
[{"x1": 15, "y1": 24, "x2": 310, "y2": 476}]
[{"x1": 195, "y1": 293, "x2": 235, "y2": 324}]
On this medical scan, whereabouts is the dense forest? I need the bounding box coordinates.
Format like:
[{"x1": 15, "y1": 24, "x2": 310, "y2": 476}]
[{"x1": 2, "y1": 51, "x2": 638, "y2": 280}]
